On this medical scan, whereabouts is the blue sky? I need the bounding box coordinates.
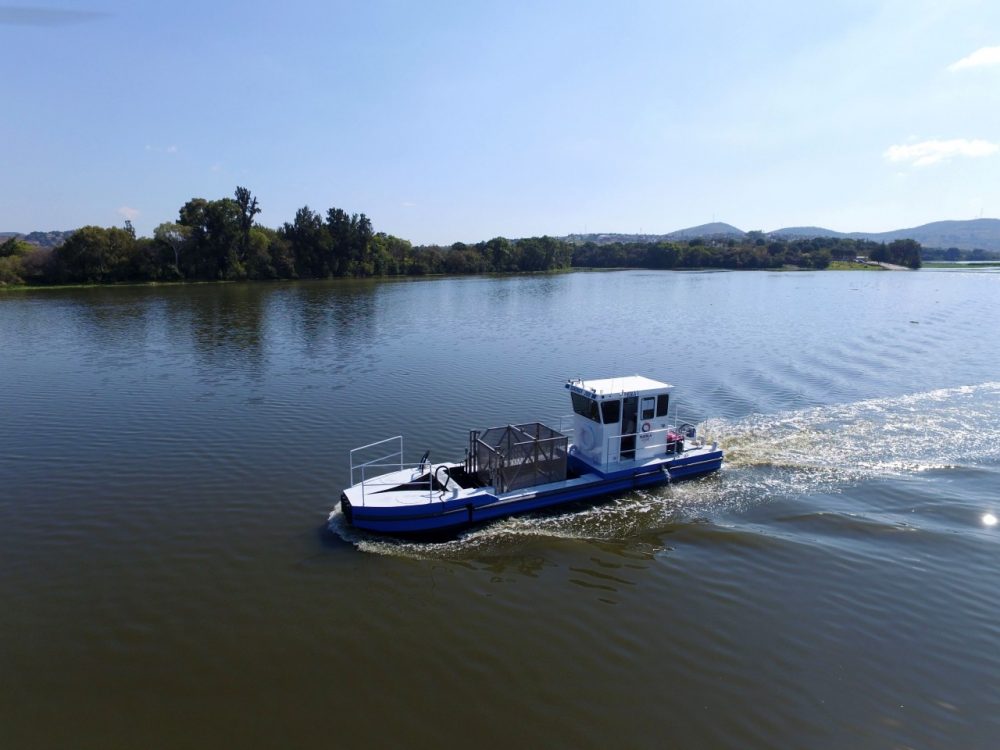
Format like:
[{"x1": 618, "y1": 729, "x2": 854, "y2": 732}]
[{"x1": 2, "y1": 0, "x2": 998, "y2": 244}]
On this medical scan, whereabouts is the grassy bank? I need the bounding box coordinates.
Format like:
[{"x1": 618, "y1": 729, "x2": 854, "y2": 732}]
[
  {"x1": 924, "y1": 261, "x2": 1000, "y2": 269},
  {"x1": 826, "y1": 261, "x2": 885, "y2": 271}
]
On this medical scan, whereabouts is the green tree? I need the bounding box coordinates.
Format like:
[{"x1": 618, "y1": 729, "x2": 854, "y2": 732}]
[
  {"x1": 178, "y1": 197, "x2": 242, "y2": 278},
  {"x1": 887, "y1": 239, "x2": 922, "y2": 269},
  {"x1": 52, "y1": 226, "x2": 137, "y2": 282},
  {"x1": 325, "y1": 207, "x2": 351, "y2": 275},
  {"x1": 483, "y1": 236, "x2": 514, "y2": 272},
  {"x1": 153, "y1": 222, "x2": 192, "y2": 278},
  {"x1": 52, "y1": 226, "x2": 108, "y2": 282},
  {"x1": 234, "y1": 186, "x2": 261, "y2": 266},
  {"x1": 0, "y1": 236, "x2": 33, "y2": 259},
  {"x1": 283, "y1": 206, "x2": 328, "y2": 278},
  {"x1": 0, "y1": 237, "x2": 32, "y2": 284}
]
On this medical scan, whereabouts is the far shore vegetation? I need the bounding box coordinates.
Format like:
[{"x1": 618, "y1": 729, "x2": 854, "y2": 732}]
[
  {"x1": 826, "y1": 260, "x2": 884, "y2": 271},
  {"x1": 1, "y1": 186, "x2": 926, "y2": 288},
  {"x1": 923, "y1": 260, "x2": 1000, "y2": 268}
]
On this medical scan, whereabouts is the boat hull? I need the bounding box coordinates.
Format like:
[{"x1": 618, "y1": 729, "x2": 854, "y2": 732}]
[{"x1": 338, "y1": 449, "x2": 723, "y2": 535}]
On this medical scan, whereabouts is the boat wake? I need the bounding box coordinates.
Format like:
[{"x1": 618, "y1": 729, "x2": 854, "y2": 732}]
[{"x1": 331, "y1": 382, "x2": 1000, "y2": 558}]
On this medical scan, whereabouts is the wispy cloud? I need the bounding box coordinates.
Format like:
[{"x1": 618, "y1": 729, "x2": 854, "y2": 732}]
[
  {"x1": 947, "y1": 46, "x2": 1000, "y2": 72},
  {"x1": 145, "y1": 144, "x2": 179, "y2": 154},
  {"x1": 883, "y1": 138, "x2": 999, "y2": 167},
  {"x1": 0, "y1": 7, "x2": 109, "y2": 26},
  {"x1": 117, "y1": 206, "x2": 140, "y2": 221}
]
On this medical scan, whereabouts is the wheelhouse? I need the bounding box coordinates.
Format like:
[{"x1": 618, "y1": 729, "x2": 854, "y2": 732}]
[{"x1": 566, "y1": 375, "x2": 684, "y2": 467}]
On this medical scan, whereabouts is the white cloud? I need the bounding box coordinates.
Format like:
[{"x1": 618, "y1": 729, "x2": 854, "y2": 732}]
[
  {"x1": 166, "y1": 144, "x2": 178, "y2": 154},
  {"x1": 117, "y1": 205, "x2": 140, "y2": 220},
  {"x1": 883, "y1": 138, "x2": 999, "y2": 167},
  {"x1": 948, "y1": 46, "x2": 1000, "y2": 72}
]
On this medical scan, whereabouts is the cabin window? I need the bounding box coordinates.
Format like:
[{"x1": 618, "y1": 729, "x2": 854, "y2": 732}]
[
  {"x1": 601, "y1": 399, "x2": 621, "y2": 424},
  {"x1": 571, "y1": 392, "x2": 600, "y2": 423},
  {"x1": 641, "y1": 397, "x2": 655, "y2": 420},
  {"x1": 656, "y1": 394, "x2": 669, "y2": 417}
]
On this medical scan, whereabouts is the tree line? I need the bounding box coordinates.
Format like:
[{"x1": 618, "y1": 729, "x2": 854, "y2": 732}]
[
  {"x1": 0, "y1": 187, "x2": 577, "y2": 285},
  {"x1": 571, "y1": 234, "x2": 922, "y2": 270},
  {"x1": 920, "y1": 246, "x2": 995, "y2": 262},
  {"x1": 0, "y1": 188, "x2": 922, "y2": 286}
]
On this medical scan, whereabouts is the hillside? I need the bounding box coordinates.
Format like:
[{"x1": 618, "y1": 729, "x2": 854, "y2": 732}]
[
  {"x1": 770, "y1": 219, "x2": 1000, "y2": 251},
  {"x1": 0, "y1": 230, "x2": 75, "y2": 248},
  {"x1": 666, "y1": 222, "x2": 745, "y2": 239},
  {"x1": 848, "y1": 219, "x2": 1000, "y2": 251},
  {"x1": 562, "y1": 218, "x2": 1000, "y2": 251},
  {"x1": 770, "y1": 226, "x2": 846, "y2": 239}
]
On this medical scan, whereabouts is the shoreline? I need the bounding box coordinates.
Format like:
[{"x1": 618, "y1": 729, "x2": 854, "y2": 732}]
[{"x1": 0, "y1": 263, "x2": 905, "y2": 292}]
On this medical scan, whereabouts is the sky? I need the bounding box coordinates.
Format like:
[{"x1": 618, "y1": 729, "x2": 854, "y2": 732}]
[{"x1": 1, "y1": 0, "x2": 998, "y2": 244}]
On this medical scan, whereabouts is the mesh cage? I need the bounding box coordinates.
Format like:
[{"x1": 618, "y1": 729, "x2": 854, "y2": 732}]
[{"x1": 471, "y1": 422, "x2": 568, "y2": 493}]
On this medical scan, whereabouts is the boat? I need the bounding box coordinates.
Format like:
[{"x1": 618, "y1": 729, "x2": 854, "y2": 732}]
[{"x1": 335, "y1": 375, "x2": 723, "y2": 534}]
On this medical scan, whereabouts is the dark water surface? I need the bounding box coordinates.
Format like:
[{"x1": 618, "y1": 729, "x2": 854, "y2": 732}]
[{"x1": 2, "y1": 270, "x2": 999, "y2": 749}]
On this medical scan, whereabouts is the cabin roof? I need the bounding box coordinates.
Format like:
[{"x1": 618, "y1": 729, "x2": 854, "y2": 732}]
[{"x1": 570, "y1": 374, "x2": 672, "y2": 397}]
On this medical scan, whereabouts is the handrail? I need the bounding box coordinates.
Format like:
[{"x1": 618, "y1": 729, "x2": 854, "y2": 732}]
[
  {"x1": 557, "y1": 414, "x2": 576, "y2": 434},
  {"x1": 600, "y1": 419, "x2": 709, "y2": 467},
  {"x1": 355, "y1": 460, "x2": 436, "y2": 507},
  {"x1": 350, "y1": 435, "x2": 404, "y2": 486},
  {"x1": 350, "y1": 435, "x2": 436, "y2": 507},
  {"x1": 352, "y1": 435, "x2": 405, "y2": 455}
]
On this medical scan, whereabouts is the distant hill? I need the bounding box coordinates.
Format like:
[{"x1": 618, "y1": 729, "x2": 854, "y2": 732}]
[
  {"x1": 563, "y1": 218, "x2": 1000, "y2": 251},
  {"x1": 0, "y1": 230, "x2": 74, "y2": 248},
  {"x1": 768, "y1": 219, "x2": 1000, "y2": 251},
  {"x1": 666, "y1": 222, "x2": 746, "y2": 240},
  {"x1": 563, "y1": 232, "x2": 676, "y2": 245},
  {"x1": 847, "y1": 219, "x2": 1000, "y2": 251},
  {"x1": 769, "y1": 226, "x2": 846, "y2": 239}
]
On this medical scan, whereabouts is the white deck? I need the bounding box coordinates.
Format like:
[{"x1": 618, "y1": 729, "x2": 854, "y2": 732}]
[{"x1": 343, "y1": 462, "x2": 484, "y2": 508}]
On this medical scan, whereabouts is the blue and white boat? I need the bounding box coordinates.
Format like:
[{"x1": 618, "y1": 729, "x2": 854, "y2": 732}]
[{"x1": 336, "y1": 375, "x2": 723, "y2": 534}]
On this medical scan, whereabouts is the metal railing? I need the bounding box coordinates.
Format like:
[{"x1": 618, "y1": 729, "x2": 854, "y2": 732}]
[
  {"x1": 467, "y1": 422, "x2": 569, "y2": 493},
  {"x1": 604, "y1": 414, "x2": 714, "y2": 464},
  {"x1": 349, "y1": 435, "x2": 435, "y2": 506}
]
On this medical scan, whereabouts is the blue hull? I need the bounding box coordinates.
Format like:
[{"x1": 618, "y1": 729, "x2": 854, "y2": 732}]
[{"x1": 341, "y1": 450, "x2": 723, "y2": 535}]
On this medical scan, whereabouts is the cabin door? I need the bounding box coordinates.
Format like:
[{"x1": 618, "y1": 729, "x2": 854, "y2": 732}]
[{"x1": 621, "y1": 396, "x2": 638, "y2": 460}]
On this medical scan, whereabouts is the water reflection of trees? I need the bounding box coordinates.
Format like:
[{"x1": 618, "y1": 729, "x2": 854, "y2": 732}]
[
  {"x1": 152, "y1": 280, "x2": 386, "y2": 378},
  {"x1": 60, "y1": 287, "x2": 163, "y2": 374},
  {"x1": 161, "y1": 283, "x2": 270, "y2": 379},
  {"x1": 280, "y1": 279, "x2": 380, "y2": 357},
  {"x1": 57, "y1": 276, "x2": 568, "y2": 382}
]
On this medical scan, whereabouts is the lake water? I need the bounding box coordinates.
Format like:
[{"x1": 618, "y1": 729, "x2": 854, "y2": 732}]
[{"x1": 2, "y1": 269, "x2": 999, "y2": 749}]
